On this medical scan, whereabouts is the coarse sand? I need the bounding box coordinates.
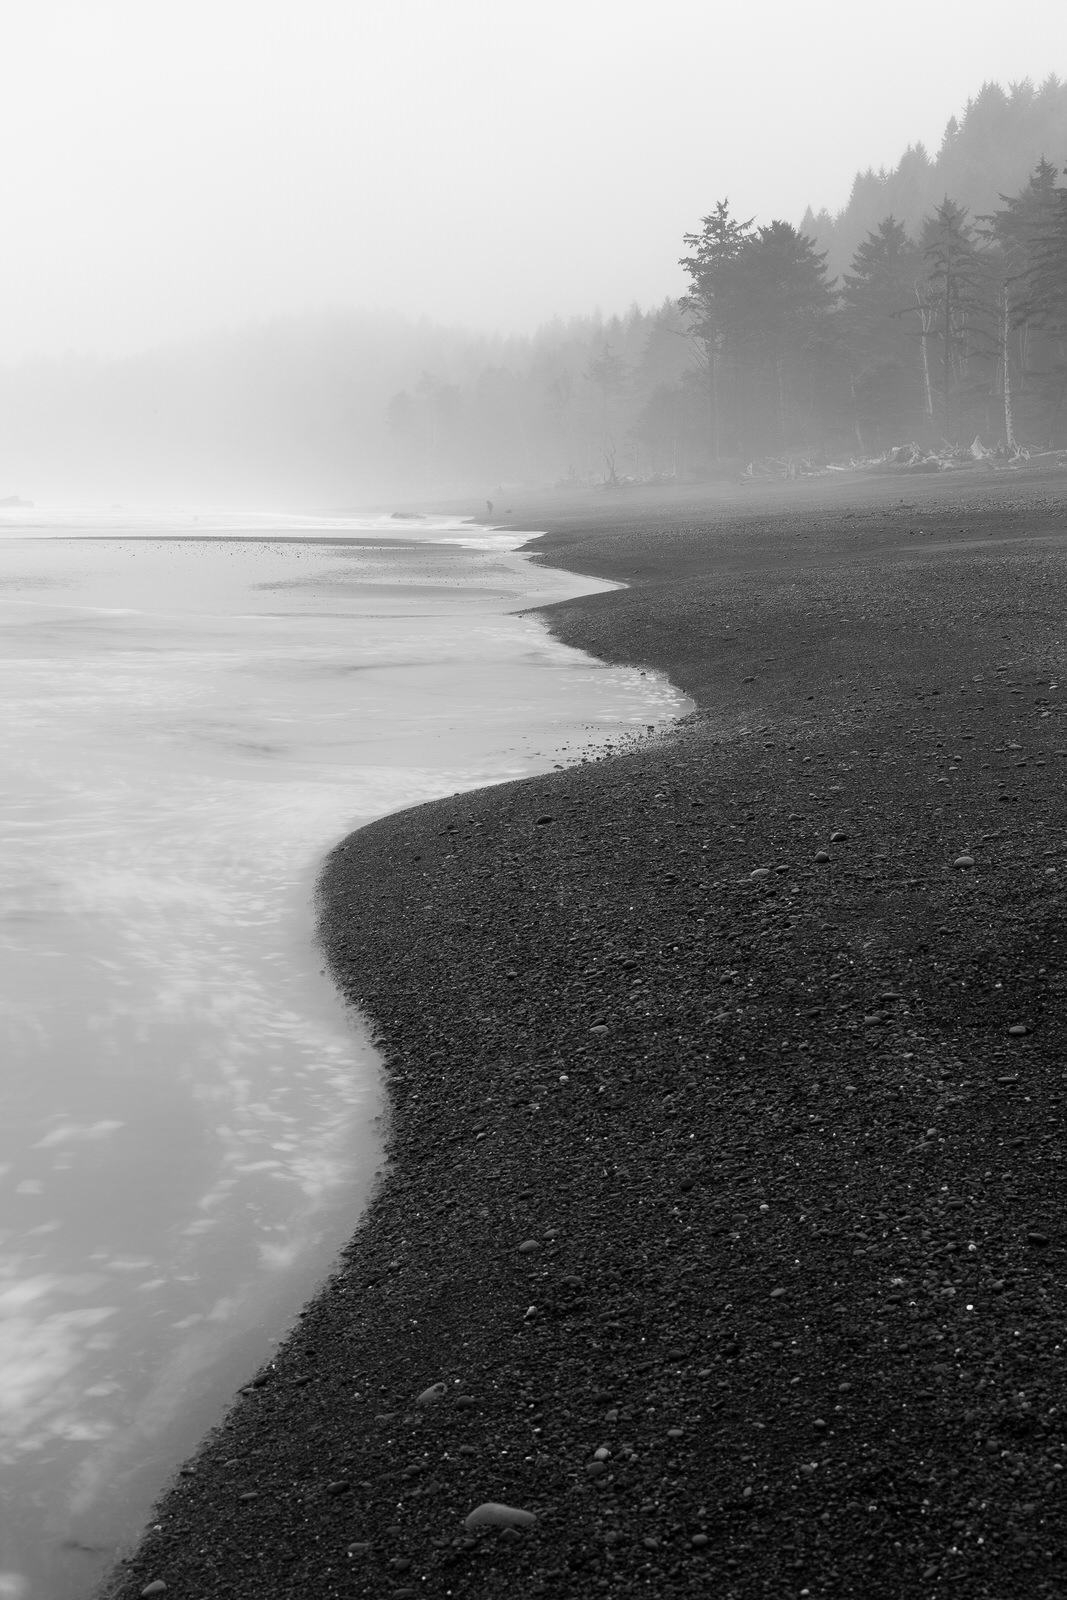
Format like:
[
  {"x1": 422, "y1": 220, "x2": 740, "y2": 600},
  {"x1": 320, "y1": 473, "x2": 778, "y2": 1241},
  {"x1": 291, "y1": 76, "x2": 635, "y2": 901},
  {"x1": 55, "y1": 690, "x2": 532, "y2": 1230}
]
[{"x1": 104, "y1": 470, "x2": 1067, "y2": 1599}]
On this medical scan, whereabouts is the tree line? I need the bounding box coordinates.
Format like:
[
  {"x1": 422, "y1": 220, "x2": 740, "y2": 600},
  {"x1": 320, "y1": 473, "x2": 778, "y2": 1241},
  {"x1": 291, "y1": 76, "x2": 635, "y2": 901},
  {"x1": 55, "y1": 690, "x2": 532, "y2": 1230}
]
[
  {"x1": 677, "y1": 158, "x2": 1067, "y2": 466},
  {"x1": 2, "y1": 78, "x2": 1063, "y2": 500},
  {"x1": 383, "y1": 153, "x2": 1067, "y2": 488},
  {"x1": 376, "y1": 79, "x2": 1067, "y2": 488}
]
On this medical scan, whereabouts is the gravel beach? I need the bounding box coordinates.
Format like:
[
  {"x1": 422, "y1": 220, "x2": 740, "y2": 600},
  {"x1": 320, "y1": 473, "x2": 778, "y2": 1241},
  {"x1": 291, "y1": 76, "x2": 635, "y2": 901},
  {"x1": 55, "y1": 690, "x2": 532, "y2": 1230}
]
[{"x1": 105, "y1": 471, "x2": 1067, "y2": 1599}]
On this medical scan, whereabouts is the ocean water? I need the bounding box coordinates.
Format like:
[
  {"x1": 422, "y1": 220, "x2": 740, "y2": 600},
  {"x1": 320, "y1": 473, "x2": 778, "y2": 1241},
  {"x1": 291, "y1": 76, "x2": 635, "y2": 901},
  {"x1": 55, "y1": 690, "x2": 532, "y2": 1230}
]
[{"x1": 0, "y1": 509, "x2": 686, "y2": 1598}]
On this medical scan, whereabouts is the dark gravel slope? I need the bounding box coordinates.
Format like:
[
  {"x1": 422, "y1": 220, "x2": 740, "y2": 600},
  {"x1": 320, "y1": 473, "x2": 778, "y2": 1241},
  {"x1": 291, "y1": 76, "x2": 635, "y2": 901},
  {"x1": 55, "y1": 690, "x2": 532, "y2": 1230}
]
[{"x1": 104, "y1": 478, "x2": 1067, "y2": 1600}]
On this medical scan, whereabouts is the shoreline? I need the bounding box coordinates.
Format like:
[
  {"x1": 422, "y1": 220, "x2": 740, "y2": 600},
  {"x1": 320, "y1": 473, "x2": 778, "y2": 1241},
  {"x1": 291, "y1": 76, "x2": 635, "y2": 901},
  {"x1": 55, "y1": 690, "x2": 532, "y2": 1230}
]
[
  {"x1": 104, "y1": 474, "x2": 1067, "y2": 1599},
  {"x1": 0, "y1": 516, "x2": 673, "y2": 1600}
]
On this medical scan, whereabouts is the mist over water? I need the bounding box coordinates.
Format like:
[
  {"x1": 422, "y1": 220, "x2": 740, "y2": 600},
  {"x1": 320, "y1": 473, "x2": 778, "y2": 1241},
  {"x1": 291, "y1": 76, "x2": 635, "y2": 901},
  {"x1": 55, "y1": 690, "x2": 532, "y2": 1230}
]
[{"x1": 0, "y1": 511, "x2": 687, "y2": 1598}]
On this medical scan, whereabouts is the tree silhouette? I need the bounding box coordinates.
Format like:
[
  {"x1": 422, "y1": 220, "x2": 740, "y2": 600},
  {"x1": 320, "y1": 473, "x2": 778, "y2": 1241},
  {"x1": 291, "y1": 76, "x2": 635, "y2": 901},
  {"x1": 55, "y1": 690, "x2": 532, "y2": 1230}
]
[
  {"x1": 841, "y1": 216, "x2": 924, "y2": 447},
  {"x1": 920, "y1": 199, "x2": 988, "y2": 439},
  {"x1": 718, "y1": 221, "x2": 836, "y2": 454},
  {"x1": 679, "y1": 199, "x2": 754, "y2": 460},
  {"x1": 982, "y1": 159, "x2": 1063, "y2": 448}
]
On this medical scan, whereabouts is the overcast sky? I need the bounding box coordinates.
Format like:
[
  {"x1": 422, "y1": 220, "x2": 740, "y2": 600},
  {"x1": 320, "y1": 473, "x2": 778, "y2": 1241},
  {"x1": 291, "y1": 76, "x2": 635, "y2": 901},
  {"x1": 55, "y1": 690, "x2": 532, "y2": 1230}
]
[{"x1": 0, "y1": 0, "x2": 1063, "y2": 361}]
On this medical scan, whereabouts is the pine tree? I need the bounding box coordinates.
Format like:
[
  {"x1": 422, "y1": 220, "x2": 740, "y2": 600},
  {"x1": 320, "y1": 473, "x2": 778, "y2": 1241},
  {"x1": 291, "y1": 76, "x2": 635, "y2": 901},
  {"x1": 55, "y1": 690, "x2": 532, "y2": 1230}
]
[
  {"x1": 983, "y1": 159, "x2": 1063, "y2": 448},
  {"x1": 840, "y1": 216, "x2": 924, "y2": 447},
  {"x1": 1019, "y1": 163, "x2": 1067, "y2": 445},
  {"x1": 718, "y1": 221, "x2": 837, "y2": 455},
  {"x1": 919, "y1": 199, "x2": 990, "y2": 441},
  {"x1": 1023, "y1": 163, "x2": 1067, "y2": 331},
  {"x1": 679, "y1": 200, "x2": 754, "y2": 461}
]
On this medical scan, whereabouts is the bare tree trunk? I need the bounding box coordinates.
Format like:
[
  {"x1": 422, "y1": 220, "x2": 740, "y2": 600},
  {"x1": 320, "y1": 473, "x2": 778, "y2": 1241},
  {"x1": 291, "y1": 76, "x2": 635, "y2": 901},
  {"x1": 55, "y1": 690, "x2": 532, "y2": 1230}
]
[
  {"x1": 1002, "y1": 288, "x2": 1018, "y2": 452},
  {"x1": 942, "y1": 279, "x2": 952, "y2": 441},
  {"x1": 915, "y1": 283, "x2": 934, "y2": 430}
]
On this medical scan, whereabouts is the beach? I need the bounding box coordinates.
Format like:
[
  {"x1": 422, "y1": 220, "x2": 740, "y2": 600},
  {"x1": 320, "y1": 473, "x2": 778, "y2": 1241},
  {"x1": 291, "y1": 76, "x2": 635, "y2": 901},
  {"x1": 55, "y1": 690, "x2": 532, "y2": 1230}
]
[
  {"x1": 0, "y1": 513, "x2": 679, "y2": 1599},
  {"x1": 103, "y1": 471, "x2": 1067, "y2": 1599}
]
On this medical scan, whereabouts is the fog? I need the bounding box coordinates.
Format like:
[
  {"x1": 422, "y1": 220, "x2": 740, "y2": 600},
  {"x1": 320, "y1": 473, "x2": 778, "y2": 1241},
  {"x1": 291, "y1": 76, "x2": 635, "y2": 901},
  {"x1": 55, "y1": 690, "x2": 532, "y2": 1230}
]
[{"x1": 0, "y1": 0, "x2": 1063, "y2": 502}]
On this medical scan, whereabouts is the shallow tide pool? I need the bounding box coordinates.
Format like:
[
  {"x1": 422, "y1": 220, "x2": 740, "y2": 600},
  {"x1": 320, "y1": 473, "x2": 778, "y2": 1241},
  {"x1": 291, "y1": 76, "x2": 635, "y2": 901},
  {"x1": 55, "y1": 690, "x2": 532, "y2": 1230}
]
[{"x1": 0, "y1": 510, "x2": 686, "y2": 1597}]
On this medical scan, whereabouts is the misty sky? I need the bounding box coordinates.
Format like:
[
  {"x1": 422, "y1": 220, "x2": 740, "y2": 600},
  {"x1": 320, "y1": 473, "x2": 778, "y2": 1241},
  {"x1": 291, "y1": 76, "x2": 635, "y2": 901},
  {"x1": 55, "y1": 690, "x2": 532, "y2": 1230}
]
[{"x1": 1, "y1": 0, "x2": 1063, "y2": 361}]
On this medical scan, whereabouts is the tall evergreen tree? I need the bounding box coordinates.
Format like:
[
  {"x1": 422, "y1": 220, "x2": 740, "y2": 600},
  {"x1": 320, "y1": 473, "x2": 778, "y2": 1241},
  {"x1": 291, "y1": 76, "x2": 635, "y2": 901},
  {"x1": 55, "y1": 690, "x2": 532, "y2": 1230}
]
[
  {"x1": 982, "y1": 159, "x2": 1063, "y2": 447},
  {"x1": 1023, "y1": 163, "x2": 1067, "y2": 331},
  {"x1": 718, "y1": 221, "x2": 837, "y2": 454},
  {"x1": 919, "y1": 199, "x2": 989, "y2": 440},
  {"x1": 1020, "y1": 163, "x2": 1067, "y2": 445},
  {"x1": 840, "y1": 216, "x2": 924, "y2": 447},
  {"x1": 679, "y1": 200, "x2": 754, "y2": 461}
]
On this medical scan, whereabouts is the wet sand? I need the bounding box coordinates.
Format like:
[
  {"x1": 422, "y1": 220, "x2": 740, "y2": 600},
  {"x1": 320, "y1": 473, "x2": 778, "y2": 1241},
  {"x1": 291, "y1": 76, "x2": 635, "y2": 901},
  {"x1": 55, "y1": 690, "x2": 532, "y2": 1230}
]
[{"x1": 103, "y1": 471, "x2": 1067, "y2": 1599}]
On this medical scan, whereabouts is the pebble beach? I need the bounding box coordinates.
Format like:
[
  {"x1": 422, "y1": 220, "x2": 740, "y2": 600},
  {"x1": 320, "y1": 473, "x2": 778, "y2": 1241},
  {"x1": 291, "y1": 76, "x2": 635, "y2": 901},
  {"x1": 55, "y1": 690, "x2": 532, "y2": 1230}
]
[{"x1": 104, "y1": 471, "x2": 1067, "y2": 1599}]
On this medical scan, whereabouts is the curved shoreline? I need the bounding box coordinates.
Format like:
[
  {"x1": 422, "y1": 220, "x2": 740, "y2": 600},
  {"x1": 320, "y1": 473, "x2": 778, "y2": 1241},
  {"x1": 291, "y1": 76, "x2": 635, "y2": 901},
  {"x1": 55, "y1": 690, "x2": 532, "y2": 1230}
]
[{"x1": 105, "y1": 475, "x2": 1067, "y2": 1599}]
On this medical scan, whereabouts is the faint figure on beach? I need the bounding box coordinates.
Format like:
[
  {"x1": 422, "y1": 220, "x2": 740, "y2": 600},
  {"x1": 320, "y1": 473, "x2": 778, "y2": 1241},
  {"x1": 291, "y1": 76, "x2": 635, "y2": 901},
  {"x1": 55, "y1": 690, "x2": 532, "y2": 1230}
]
[{"x1": 486, "y1": 499, "x2": 493, "y2": 517}]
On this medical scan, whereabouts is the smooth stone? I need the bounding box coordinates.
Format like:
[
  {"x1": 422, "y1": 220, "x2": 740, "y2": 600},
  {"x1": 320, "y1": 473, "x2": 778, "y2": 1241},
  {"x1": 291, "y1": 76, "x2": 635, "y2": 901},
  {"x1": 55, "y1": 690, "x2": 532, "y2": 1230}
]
[
  {"x1": 1027, "y1": 1230, "x2": 1050, "y2": 1247},
  {"x1": 750, "y1": 867, "x2": 771, "y2": 879},
  {"x1": 518, "y1": 1239, "x2": 541, "y2": 1254},
  {"x1": 830, "y1": 829, "x2": 848, "y2": 841},
  {"x1": 416, "y1": 1382, "x2": 448, "y2": 1407},
  {"x1": 953, "y1": 855, "x2": 975, "y2": 868},
  {"x1": 141, "y1": 1586, "x2": 168, "y2": 1598},
  {"x1": 1008, "y1": 1024, "x2": 1029, "y2": 1036},
  {"x1": 464, "y1": 1502, "x2": 537, "y2": 1529},
  {"x1": 814, "y1": 850, "x2": 830, "y2": 863}
]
